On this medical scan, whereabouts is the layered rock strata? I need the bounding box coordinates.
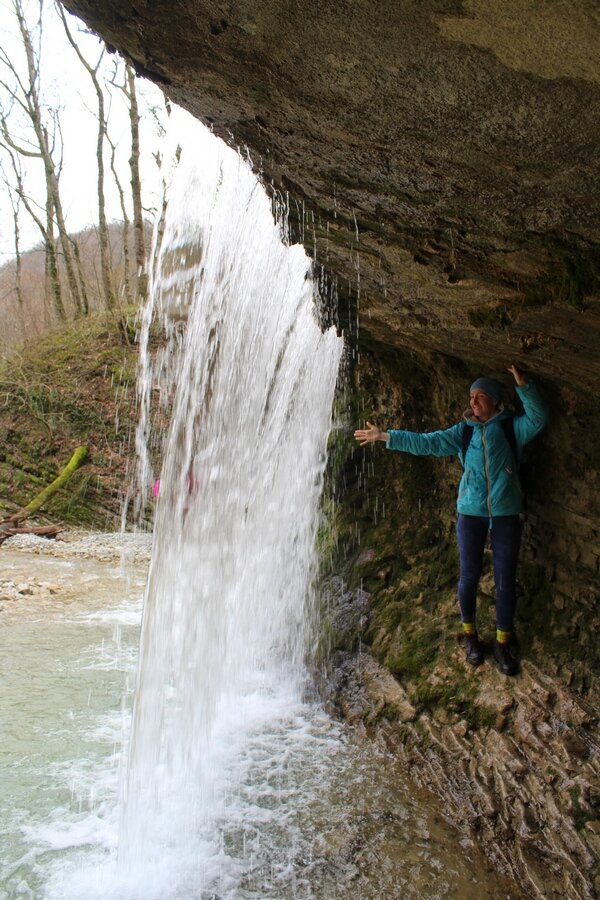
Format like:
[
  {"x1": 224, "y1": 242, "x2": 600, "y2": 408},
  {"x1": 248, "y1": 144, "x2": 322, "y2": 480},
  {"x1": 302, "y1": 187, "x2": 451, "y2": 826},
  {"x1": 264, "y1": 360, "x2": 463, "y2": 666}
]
[{"x1": 323, "y1": 645, "x2": 599, "y2": 898}]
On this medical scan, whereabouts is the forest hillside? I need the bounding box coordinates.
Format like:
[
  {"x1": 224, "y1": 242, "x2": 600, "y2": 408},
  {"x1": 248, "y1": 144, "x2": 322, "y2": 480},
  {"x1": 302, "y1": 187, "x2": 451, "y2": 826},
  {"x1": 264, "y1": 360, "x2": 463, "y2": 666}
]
[{"x1": 0, "y1": 307, "x2": 140, "y2": 529}]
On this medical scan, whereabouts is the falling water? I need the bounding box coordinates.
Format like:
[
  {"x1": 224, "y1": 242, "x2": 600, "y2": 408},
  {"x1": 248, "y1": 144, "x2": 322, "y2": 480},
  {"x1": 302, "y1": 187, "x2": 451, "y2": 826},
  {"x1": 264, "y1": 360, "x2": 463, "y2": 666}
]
[{"x1": 121, "y1": 110, "x2": 343, "y2": 887}]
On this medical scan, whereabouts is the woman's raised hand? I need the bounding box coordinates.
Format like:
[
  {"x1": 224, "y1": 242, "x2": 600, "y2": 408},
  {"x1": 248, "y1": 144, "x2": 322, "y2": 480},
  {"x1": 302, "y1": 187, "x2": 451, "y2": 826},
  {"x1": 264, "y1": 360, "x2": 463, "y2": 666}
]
[
  {"x1": 354, "y1": 421, "x2": 389, "y2": 446},
  {"x1": 507, "y1": 364, "x2": 527, "y2": 386}
]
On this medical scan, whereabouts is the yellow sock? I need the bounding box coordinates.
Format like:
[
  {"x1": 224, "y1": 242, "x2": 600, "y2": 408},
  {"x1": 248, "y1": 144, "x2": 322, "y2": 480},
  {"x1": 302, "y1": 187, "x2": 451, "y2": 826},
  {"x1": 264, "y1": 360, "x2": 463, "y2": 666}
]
[
  {"x1": 462, "y1": 622, "x2": 476, "y2": 635},
  {"x1": 496, "y1": 628, "x2": 511, "y2": 644}
]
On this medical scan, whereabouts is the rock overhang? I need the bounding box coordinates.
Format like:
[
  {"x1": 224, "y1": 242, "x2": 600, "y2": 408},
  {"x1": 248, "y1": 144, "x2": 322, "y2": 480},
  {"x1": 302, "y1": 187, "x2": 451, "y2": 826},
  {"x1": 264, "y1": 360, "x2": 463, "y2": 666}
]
[{"x1": 59, "y1": 0, "x2": 600, "y2": 391}]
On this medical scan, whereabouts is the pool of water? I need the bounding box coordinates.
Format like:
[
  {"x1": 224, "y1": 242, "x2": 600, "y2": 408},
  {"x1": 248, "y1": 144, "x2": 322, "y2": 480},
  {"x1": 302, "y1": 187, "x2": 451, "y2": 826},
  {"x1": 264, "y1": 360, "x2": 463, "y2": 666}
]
[{"x1": 0, "y1": 540, "x2": 517, "y2": 899}]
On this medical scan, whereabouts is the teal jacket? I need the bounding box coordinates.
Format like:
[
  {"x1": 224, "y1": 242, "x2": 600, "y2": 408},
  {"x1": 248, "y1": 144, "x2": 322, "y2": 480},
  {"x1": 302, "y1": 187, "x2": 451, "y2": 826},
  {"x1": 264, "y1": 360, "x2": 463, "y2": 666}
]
[{"x1": 386, "y1": 382, "x2": 549, "y2": 518}]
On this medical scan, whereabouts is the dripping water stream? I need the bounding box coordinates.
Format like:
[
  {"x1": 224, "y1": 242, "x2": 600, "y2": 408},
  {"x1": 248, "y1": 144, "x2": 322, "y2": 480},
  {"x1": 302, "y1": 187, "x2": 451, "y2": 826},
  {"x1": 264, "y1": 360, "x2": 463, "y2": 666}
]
[{"x1": 0, "y1": 111, "x2": 518, "y2": 899}]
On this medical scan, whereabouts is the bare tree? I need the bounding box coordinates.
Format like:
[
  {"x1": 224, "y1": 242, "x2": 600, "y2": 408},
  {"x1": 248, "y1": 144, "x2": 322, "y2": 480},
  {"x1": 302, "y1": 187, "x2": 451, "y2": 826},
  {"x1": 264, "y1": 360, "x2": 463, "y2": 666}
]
[
  {"x1": 0, "y1": 160, "x2": 23, "y2": 308},
  {"x1": 0, "y1": 0, "x2": 169, "y2": 346},
  {"x1": 1, "y1": 144, "x2": 66, "y2": 321},
  {"x1": 0, "y1": 0, "x2": 88, "y2": 316},
  {"x1": 125, "y1": 64, "x2": 146, "y2": 301},
  {"x1": 58, "y1": 5, "x2": 117, "y2": 311},
  {"x1": 107, "y1": 131, "x2": 131, "y2": 303}
]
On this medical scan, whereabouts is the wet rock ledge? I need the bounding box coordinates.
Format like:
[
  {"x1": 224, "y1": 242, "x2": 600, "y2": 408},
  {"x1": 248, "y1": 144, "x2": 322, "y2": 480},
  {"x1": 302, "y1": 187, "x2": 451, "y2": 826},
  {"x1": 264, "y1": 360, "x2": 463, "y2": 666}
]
[
  {"x1": 56, "y1": 2, "x2": 600, "y2": 896},
  {"x1": 321, "y1": 642, "x2": 598, "y2": 899}
]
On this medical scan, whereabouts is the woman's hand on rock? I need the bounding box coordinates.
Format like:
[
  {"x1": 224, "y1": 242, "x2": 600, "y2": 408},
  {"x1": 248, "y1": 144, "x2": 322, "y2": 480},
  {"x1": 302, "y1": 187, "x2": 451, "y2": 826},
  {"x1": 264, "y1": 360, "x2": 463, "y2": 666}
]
[
  {"x1": 354, "y1": 421, "x2": 389, "y2": 446},
  {"x1": 508, "y1": 364, "x2": 527, "y2": 386}
]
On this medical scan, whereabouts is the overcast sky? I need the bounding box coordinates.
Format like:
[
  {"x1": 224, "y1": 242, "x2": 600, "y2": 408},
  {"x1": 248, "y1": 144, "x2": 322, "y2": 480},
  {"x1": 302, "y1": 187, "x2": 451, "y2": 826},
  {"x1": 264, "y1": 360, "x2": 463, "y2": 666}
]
[{"x1": 0, "y1": 0, "x2": 168, "y2": 261}]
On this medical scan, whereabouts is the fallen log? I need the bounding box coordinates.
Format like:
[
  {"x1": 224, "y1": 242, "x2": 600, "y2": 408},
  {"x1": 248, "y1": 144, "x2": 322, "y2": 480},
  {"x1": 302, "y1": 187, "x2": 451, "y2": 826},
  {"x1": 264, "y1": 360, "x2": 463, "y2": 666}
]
[
  {"x1": 0, "y1": 446, "x2": 89, "y2": 539},
  {"x1": 0, "y1": 523, "x2": 63, "y2": 546}
]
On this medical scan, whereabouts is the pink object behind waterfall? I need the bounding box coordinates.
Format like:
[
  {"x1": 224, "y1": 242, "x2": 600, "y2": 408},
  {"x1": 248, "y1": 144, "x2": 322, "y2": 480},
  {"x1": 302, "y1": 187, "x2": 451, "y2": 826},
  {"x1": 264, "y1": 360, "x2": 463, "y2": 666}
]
[{"x1": 152, "y1": 472, "x2": 197, "y2": 499}]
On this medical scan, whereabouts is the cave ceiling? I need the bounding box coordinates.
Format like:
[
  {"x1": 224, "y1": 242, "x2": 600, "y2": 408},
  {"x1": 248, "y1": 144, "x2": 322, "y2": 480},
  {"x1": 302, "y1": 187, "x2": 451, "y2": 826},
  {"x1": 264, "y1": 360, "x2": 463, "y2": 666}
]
[{"x1": 61, "y1": 0, "x2": 600, "y2": 390}]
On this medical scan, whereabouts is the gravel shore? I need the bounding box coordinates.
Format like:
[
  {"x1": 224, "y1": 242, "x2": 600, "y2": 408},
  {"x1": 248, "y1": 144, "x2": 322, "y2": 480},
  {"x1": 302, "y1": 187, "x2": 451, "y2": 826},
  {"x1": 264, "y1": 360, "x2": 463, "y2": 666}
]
[{"x1": 2, "y1": 531, "x2": 153, "y2": 563}]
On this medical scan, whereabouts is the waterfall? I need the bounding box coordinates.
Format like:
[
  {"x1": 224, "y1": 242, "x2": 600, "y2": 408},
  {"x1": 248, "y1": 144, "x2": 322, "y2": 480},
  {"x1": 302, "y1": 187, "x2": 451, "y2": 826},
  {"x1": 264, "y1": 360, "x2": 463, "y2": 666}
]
[{"x1": 120, "y1": 109, "x2": 343, "y2": 889}]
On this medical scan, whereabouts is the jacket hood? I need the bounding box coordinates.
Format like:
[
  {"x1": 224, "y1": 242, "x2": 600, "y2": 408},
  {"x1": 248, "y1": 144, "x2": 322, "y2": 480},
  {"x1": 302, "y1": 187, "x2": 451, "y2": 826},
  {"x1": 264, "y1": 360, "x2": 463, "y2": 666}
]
[{"x1": 462, "y1": 404, "x2": 511, "y2": 427}]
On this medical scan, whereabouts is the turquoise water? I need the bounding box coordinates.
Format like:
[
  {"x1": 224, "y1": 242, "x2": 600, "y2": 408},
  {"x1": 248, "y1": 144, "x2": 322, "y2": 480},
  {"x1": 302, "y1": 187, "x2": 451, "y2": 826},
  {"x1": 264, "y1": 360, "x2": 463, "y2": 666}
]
[{"x1": 0, "y1": 542, "x2": 518, "y2": 900}]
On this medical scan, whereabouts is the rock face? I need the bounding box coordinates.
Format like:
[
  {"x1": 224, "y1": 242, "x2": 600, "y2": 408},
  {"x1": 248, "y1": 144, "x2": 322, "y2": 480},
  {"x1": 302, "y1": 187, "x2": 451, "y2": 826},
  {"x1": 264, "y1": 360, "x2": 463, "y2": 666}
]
[
  {"x1": 322, "y1": 648, "x2": 599, "y2": 899},
  {"x1": 61, "y1": 0, "x2": 600, "y2": 383},
  {"x1": 59, "y1": 1, "x2": 600, "y2": 895}
]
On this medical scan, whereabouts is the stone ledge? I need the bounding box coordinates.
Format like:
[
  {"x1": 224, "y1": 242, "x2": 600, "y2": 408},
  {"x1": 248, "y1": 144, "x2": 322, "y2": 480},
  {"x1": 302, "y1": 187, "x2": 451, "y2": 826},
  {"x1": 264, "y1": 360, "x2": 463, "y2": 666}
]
[{"x1": 322, "y1": 649, "x2": 600, "y2": 899}]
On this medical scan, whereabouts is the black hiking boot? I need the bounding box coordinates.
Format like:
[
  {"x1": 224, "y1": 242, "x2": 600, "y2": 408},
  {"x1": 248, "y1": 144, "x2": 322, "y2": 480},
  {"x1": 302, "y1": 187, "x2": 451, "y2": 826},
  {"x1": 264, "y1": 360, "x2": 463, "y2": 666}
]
[
  {"x1": 464, "y1": 633, "x2": 484, "y2": 666},
  {"x1": 493, "y1": 640, "x2": 519, "y2": 676}
]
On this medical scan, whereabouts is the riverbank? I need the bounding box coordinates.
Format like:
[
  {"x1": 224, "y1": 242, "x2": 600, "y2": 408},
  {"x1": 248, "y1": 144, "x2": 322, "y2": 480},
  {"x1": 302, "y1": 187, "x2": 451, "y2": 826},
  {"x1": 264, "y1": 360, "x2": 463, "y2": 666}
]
[{"x1": 0, "y1": 532, "x2": 151, "y2": 610}]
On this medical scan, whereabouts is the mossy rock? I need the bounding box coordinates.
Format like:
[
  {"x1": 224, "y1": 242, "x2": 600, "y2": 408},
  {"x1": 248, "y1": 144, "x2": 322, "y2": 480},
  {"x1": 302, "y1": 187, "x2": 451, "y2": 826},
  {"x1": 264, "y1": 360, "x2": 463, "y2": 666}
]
[{"x1": 386, "y1": 622, "x2": 444, "y2": 679}]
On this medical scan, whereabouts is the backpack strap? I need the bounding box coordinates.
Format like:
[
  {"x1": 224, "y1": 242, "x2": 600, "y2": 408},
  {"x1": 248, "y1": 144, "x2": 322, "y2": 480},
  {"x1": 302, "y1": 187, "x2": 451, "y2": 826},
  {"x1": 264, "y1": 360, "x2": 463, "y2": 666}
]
[
  {"x1": 461, "y1": 422, "x2": 473, "y2": 461},
  {"x1": 461, "y1": 416, "x2": 518, "y2": 465},
  {"x1": 500, "y1": 415, "x2": 519, "y2": 465}
]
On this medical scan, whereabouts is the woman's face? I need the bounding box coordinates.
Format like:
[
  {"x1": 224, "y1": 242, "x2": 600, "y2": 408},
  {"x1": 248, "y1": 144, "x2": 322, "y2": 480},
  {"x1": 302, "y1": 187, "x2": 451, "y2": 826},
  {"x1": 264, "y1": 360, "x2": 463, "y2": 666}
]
[{"x1": 470, "y1": 389, "x2": 498, "y2": 422}]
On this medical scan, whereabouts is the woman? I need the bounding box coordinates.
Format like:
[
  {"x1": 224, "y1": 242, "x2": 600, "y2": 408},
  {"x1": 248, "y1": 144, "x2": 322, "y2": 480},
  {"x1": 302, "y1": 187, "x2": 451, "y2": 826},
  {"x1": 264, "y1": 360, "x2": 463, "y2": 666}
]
[{"x1": 354, "y1": 364, "x2": 549, "y2": 676}]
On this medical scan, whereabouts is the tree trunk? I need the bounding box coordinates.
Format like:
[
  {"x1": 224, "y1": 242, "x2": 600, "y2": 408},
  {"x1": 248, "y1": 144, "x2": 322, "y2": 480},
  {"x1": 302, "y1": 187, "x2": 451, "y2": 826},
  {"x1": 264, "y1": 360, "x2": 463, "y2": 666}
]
[
  {"x1": 59, "y1": 8, "x2": 116, "y2": 311},
  {"x1": 3, "y1": 446, "x2": 89, "y2": 526},
  {"x1": 44, "y1": 153, "x2": 88, "y2": 315},
  {"x1": 12, "y1": 0, "x2": 88, "y2": 316},
  {"x1": 127, "y1": 65, "x2": 147, "y2": 301},
  {"x1": 109, "y1": 134, "x2": 131, "y2": 304},
  {"x1": 45, "y1": 192, "x2": 66, "y2": 321},
  {"x1": 0, "y1": 523, "x2": 62, "y2": 546}
]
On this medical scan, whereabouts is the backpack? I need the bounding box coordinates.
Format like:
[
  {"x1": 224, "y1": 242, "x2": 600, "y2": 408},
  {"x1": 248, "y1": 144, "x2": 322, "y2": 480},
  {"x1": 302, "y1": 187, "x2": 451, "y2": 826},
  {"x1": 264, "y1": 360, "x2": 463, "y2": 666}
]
[
  {"x1": 461, "y1": 415, "x2": 531, "y2": 506},
  {"x1": 461, "y1": 415, "x2": 519, "y2": 467}
]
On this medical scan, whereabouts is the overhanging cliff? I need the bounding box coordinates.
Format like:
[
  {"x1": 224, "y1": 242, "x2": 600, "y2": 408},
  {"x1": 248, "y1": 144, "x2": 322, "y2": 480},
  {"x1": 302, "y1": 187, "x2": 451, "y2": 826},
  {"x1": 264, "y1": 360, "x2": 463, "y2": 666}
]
[
  {"x1": 61, "y1": 0, "x2": 600, "y2": 386},
  {"x1": 58, "y1": 1, "x2": 600, "y2": 896}
]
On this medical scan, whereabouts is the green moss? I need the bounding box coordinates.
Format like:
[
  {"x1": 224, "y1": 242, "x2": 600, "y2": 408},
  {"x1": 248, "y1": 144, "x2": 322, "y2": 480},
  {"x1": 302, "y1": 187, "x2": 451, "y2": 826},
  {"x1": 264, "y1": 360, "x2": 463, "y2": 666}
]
[
  {"x1": 569, "y1": 785, "x2": 595, "y2": 831},
  {"x1": 579, "y1": 401, "x2": 600, "y2": 470},
  {"x1": 467, "y1": 302, "x2": 512, "y2": 330},
  {"x1": 413, "y1": 719, "x2": 434, "y2": 752},
  {"x1": 466, "y1": 704, "x2": 498, "y2": 730},
  {"x1": 556, "y1": 251, "x2": 600, "y2": 310},
  {"x1": 520, "y1": 280, "x2": 553, "y2": 308},
  {"x1": 386, "y1": 623, "x2": 442, "y2": 678},
  {"x1": 378, "y1": 601, "x2": 405, "y2": 632},
  {"x1": 426, "y1": 542, "x2": 459, "y2": 590},
  {"x1": 378, "y1": 702, "x2": 400, "y2": 723},
  {"x1": 515, "y1": 561, "x2": 598, "y2": 671},
  {"x1": 410, "y1": 671, "x2": 496, "y2": 730},
  {"x1": 411, "y1": 679, "x2": 458, "y2": 708},
  {"x1": 516, "y1": 562, "x2": 554, "y2": 654},
  {"x1": 520, "y1": 242, "x2": 600, "y2": 311},
  {"x1": 316, "y1": 497, "x2": 339, "y2": 562}
]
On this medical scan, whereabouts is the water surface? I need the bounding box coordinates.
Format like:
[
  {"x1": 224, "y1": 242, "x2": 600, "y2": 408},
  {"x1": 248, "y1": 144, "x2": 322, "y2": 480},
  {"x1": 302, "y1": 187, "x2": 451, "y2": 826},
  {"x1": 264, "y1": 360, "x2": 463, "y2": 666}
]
[{"x1": 0, "y1": 541, "x2": 517, "y2": 899}]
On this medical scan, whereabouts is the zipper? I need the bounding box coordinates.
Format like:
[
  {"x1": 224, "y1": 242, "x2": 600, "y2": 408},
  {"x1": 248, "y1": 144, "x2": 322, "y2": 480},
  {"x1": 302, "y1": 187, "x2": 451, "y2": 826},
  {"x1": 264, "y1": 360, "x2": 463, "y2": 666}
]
[{"x1": 482, "y1": 425, "x2": 493, "y2": 519}]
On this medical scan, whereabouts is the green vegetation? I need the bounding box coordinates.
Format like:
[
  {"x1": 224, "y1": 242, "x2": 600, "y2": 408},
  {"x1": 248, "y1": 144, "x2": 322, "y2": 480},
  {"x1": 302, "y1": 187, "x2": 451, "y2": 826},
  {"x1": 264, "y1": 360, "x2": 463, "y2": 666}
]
[
  {"x1": 569, "y1": 785, "x2": 595, "y2": 832},
  {"x1": 556, "y1": 250, "x2": 600, "y2": 310},
  {"x1": 387, "y1": 623, "x2": 443, "y2": 679},
  {"x1": 0, "y1": 310, "x2": 139, "y2": 527},
  {"x1": 467, "y1": 302, "x2": 512, "y2": 330},
  {"x1": 411, "y1": 677, "x2": 497, "y2": 730},
  {"x1": 515, "y1": 562, "x2": 553, "y2": 649},
  {"x1": 519, "y1": 241, "x2": 600, "y2": 311}
]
